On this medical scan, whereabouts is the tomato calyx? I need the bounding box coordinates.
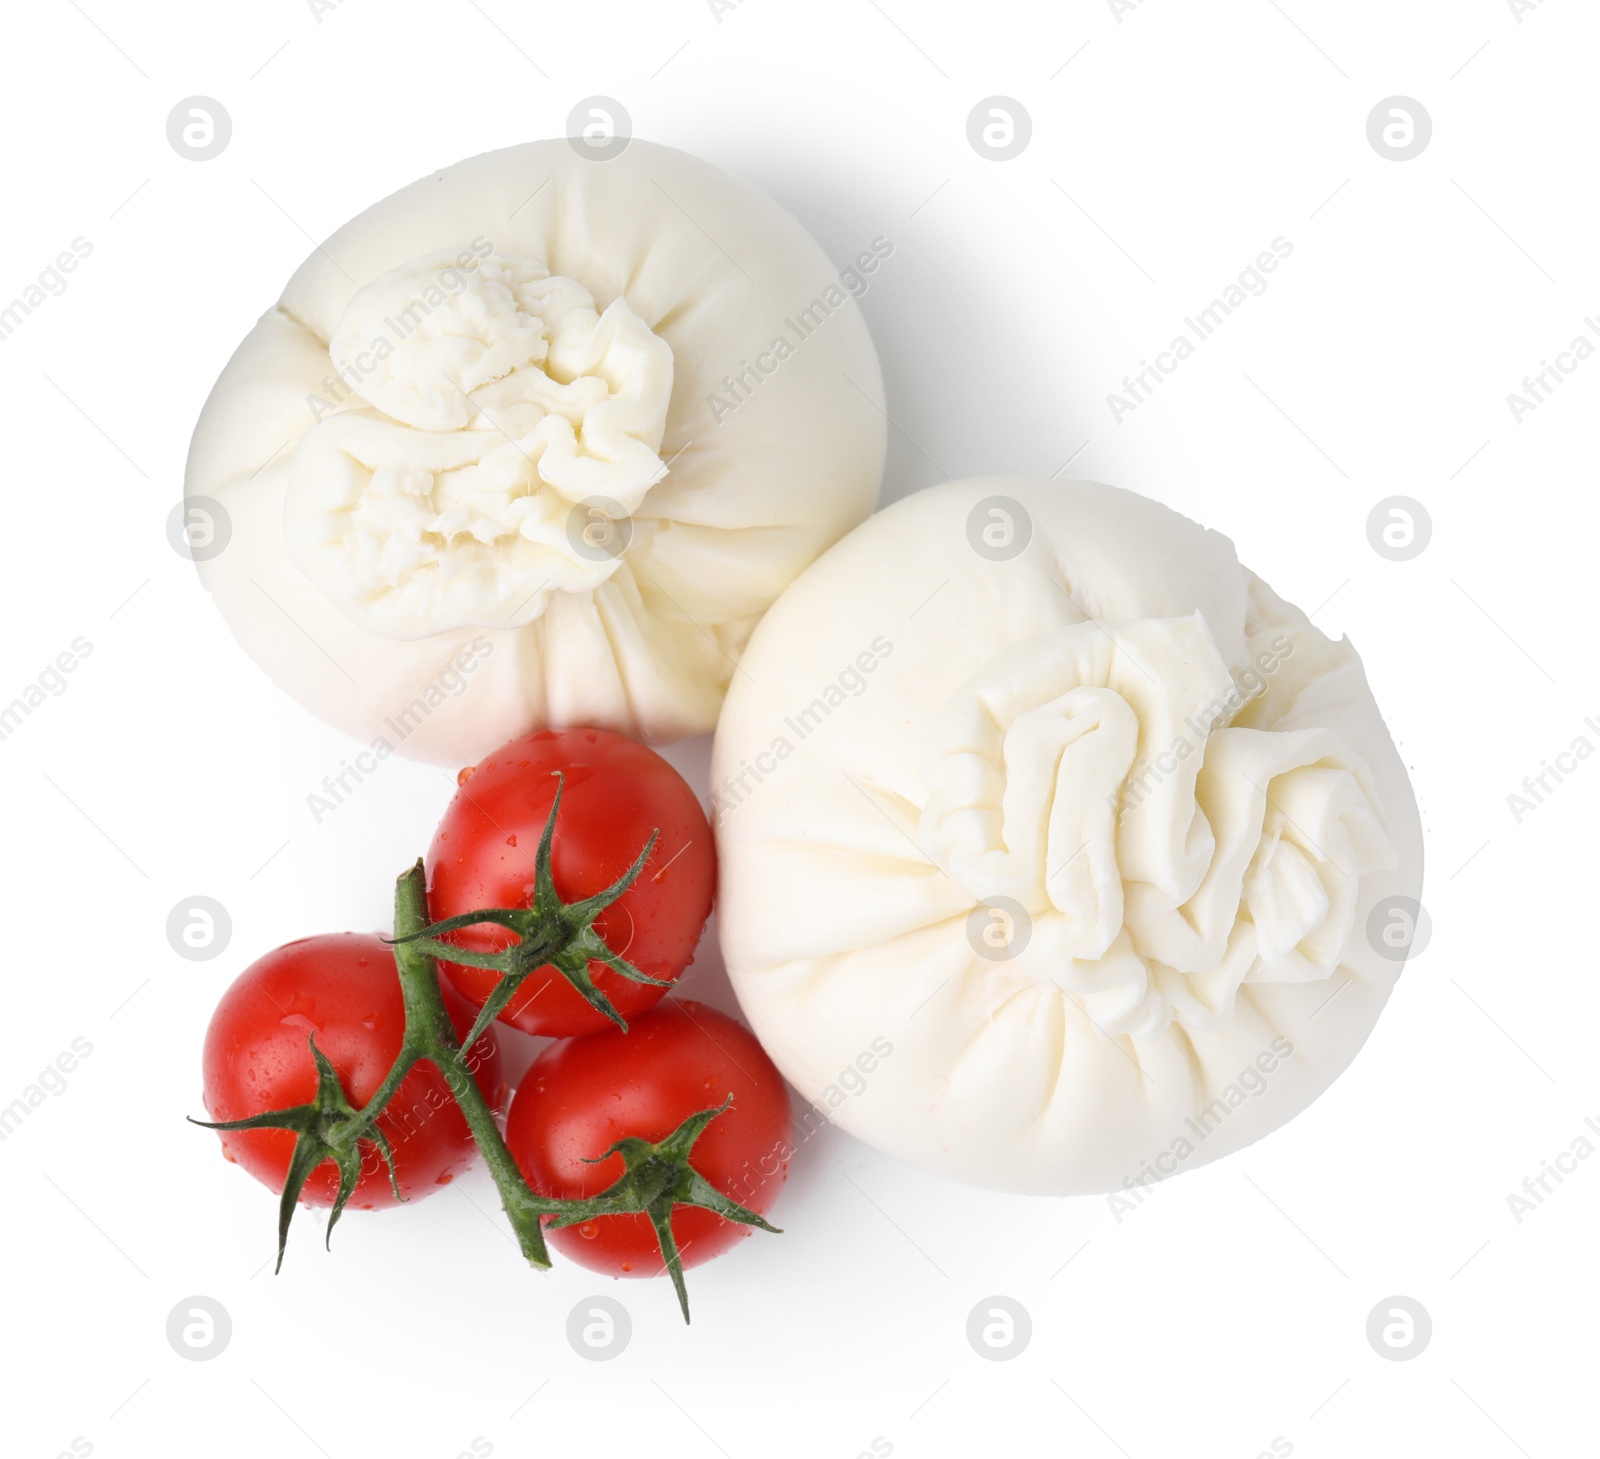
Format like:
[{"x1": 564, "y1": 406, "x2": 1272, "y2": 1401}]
[
  {"x1": 190, "y1": 1035, "x2": 403, "y2": 1273},
  {"x1": 393, "y1": 773, "x2": 670, "y2": 1039},
  {"x1": 545, "y1": 1097, "x2": 782, "y2": 1324}
]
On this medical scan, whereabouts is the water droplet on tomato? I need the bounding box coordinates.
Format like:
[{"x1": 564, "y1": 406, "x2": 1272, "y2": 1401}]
[
  {"x1": 579, "y1": 1222, "x2": 599, "y2": 1240},
  {"x1": 457, "y1": 766, "x2": 475, "y2": 786},
  {"x1": 505, "y1": 834, "x2": 517, "y2": 847},
  {"x1": 620, "y1": 1261, "x2": 633, "y2": 1272},
  {"x1": 435, "y1": 1173, "x2": 453, "y2": 1186},
  {"x1": 222, "y1": 1148, "x2": 236, "y2": 1164}
]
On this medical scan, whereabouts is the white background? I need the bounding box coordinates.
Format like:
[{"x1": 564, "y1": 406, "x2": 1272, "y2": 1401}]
[{"x1": 2, "y1": 1, "x2": 1594, "y2": 1456}]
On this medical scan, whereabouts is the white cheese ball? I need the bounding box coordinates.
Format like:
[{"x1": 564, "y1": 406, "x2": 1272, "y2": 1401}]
[
  {"x1": 713, "y1": 478, "x2": 1423, "y2": 1196},
  {"x1": 186, "y1": 140, "x2": 885, "y2": 763}
]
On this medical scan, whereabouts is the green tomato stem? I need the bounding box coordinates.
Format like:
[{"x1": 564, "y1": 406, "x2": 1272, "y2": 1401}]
[{"x1": 371, "y1": 861, "x2": 554, "y2": 1270}]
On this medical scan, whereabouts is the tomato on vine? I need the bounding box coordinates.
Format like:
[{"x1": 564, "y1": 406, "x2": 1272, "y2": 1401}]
[
  {"x1": 505, "y1": 999, "x2": 791, "y2": 1317},
  {"x1": 418, "y1": 727, "x2": 715, "y2": 1040},
  {"x1": 199, "y1": 933, "x2": 504, "y2": 1256},
  {"x1": 192, "y1": 731, "x2": 781, "y2": 1320}
]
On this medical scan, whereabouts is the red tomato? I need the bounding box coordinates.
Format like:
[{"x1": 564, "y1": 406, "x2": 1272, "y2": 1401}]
[
  {"x1": 201, "y1": 933, "x2": 503, "y2": 1209},
  {"x1": 427, "y1": 727, "x2": 715, "y2": 1038},
  {"x1": 504, "y1": 999, "x2": 791, "y2": 1277}
]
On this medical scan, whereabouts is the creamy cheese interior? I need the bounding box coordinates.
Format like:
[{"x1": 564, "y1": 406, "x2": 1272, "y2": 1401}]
[
  {"x1": 288, "y1": 249, "x2": 674, "y2": 638},
  {"x1": 917, "y1": 614, "x2": 1396, "y2": 1041}
]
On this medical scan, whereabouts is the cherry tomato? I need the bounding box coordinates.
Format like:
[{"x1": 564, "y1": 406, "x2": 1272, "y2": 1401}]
[
  {"x1": 427, "y1": 727, "x2": 715, "y2": 1038},
  {"x1": 201, "y1": 933, "x2": 503, "y2": 1209},
  {"x1": 504, "y1": 999, "x2": 791, "y2": 1277}
]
